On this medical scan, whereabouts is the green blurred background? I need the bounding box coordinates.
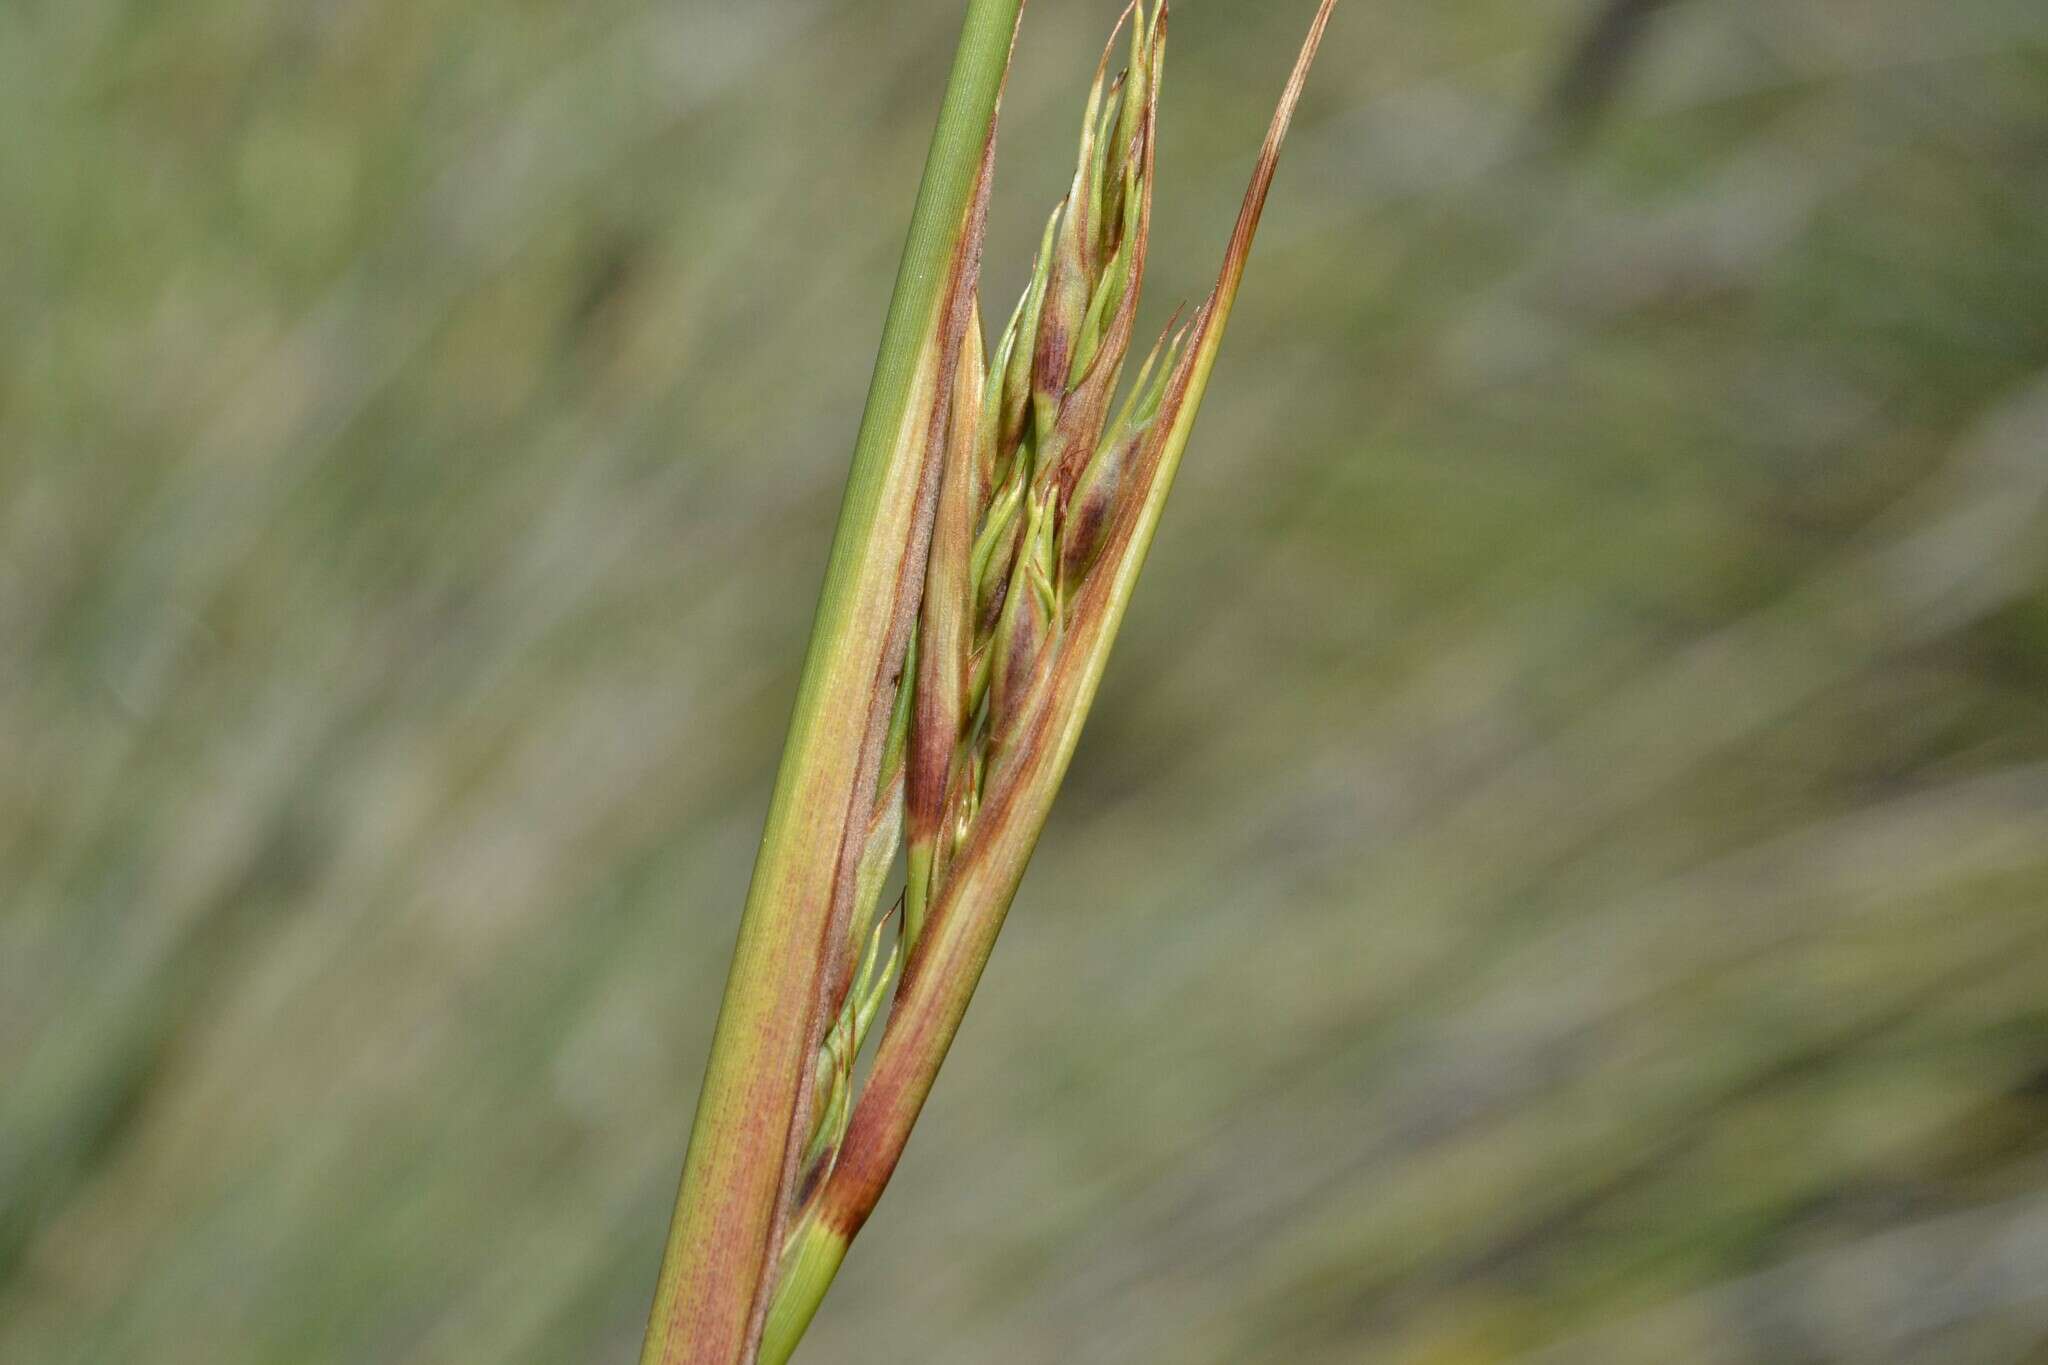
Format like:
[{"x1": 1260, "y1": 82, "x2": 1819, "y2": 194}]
[{"x1": 6, "y1": 0, "x2": 2048, "y2": 1360}]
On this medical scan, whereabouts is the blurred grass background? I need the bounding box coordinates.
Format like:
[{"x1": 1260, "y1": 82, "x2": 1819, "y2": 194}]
[{"x1": 5, "y1": 0, "x2": 2048, "y2": 1361}]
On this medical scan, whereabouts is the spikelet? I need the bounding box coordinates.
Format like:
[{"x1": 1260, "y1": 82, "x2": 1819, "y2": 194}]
[
  {"x1": 759, "y1": 4, "x2": 1340, "y2": 1359},
  {"x1": 907, "y1": 1, "x2": 1165, "y2": 940}
]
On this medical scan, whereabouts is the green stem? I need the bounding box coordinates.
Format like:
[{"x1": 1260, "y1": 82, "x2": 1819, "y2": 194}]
[
  {"x1": 756, "y1": 1220, "x2": 851, "y2": 1365},
  {"x1": 638, "y1": 3, "x2": 1023, "y2": 1362}
]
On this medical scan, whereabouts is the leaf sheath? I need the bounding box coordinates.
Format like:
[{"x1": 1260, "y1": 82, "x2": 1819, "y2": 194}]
[{"x1": 638, "y1": 4, "x2": 1024, "y2": 1361}]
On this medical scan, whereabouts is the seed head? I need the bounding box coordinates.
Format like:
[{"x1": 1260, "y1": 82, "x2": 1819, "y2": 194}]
[{"x1": 762, "y1": 5, "x2": 1342, "y2": 1356}]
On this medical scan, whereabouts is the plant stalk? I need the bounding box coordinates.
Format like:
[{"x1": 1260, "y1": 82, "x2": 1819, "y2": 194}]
[{"x1": 638, "y1": 3, "x2": 1024, "y2": 1361}]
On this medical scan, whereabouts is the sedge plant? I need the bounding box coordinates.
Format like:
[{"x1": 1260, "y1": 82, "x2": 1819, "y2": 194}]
[{"x1": 642, "y1": 3, "x2": 1339, "y2": 1360}]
